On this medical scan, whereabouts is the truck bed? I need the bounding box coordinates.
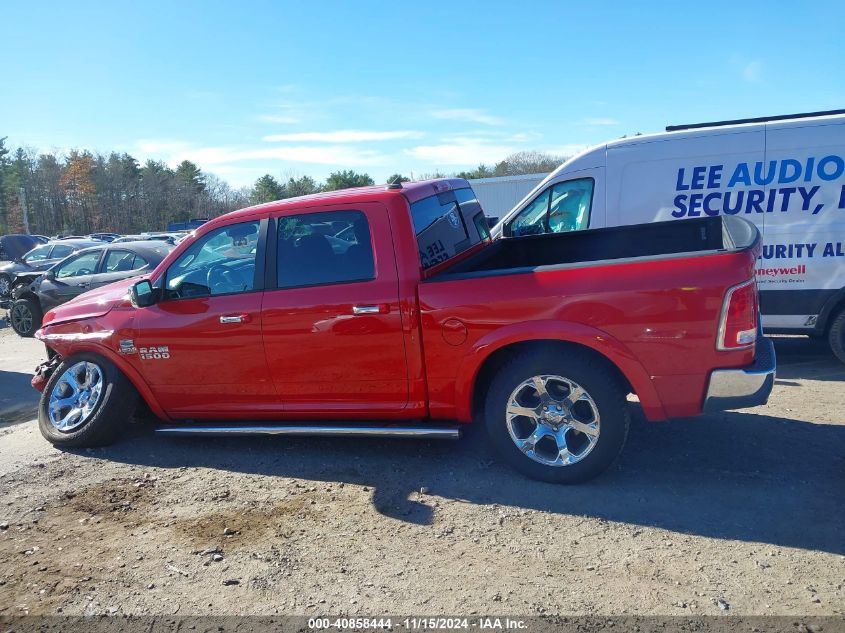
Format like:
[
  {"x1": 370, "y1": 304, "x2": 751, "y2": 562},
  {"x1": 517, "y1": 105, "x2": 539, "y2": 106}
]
[{"x1": 436, "y1": 216, "x2": 757, "y2": 279}]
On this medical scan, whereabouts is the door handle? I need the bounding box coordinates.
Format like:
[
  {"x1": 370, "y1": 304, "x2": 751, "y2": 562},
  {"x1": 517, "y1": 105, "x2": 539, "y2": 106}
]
[
  {"x1": 220, "y1": 313, "x2": 251, "y2": 324},
  {"x1": 352, "y1": 304, "x2": 388, "y2": 315},
  {"x1": 77, "y1": 282, "x2": 89, "y2": 288}
]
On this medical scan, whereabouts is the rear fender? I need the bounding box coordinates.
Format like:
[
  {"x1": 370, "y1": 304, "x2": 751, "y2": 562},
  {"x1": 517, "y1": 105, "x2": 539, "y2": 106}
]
[
  {"x1": 455, "y1": 319, "x2": 667, "y2": 422},
  {"x1": 36, "y1": 334, "x2": 170, "y2": 421}
]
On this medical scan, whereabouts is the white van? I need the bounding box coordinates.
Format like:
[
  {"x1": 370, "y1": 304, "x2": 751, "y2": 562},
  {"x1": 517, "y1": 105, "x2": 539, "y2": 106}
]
[{"x1": 492, "y1": 110, "x2": 845, "y2": 362}]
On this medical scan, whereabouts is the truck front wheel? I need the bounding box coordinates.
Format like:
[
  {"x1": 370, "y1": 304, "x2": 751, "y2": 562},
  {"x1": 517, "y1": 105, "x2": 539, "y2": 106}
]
[
  {"x1": 484, "y1": 350, "x2": 630, "y2": 483},
  {"x1": 829, "y1": 308, "x2": 845, "y2": 364},
  {"x1": 38, "y1": 353, "x2": 138, "y2": 448}
]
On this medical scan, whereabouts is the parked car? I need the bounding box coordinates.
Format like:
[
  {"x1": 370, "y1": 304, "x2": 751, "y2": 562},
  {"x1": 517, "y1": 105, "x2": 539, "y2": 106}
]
[
  {"x1": 0, "y1": 234, "x2": 42, "y2": 262},
  {"x1": 7, "y1": 241, "x2": 172, "y2": 337},
  {"x1": 113, "y1": 233, "x2": 178, "y2": 245},
  {"x1": 0, "y1": 239, "x2": 99, "y2": 298},
  {"x1": 31, "y1": 179, "x2": 774, "y2": 483},
  {"x1": 88, "y1": 233, "x2": 121, "y2": 242},
  {"x1": 493, "y1": 110, "x2": 845, "y2": 362}
]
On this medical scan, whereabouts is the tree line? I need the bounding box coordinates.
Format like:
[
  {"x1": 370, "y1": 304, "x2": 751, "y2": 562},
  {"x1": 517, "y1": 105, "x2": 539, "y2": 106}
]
[{"x1": 0, "y1": 137, "x2": 567, "y2": 236}]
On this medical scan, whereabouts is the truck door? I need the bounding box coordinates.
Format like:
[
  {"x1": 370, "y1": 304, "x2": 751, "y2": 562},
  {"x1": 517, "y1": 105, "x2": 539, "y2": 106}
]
[
  {"x1": 133, "y1": 219, "x2": 277, "y2": 416},
  {"x1": 261, "y1": 203, "x2": 409, "y2": 414}
]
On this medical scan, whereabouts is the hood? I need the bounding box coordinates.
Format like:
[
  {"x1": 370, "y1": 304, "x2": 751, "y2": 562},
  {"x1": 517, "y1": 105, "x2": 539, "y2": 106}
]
[{"x1": 42, "y1": 276, "x2": 139, "y2": 327}]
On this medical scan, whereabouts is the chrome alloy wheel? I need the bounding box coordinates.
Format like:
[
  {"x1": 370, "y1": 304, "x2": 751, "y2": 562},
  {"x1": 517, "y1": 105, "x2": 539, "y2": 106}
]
[
  {"x1": 48, "y1": 361, "x2": 105, "y2": 432},
  {"x1": 0, "y1": 276, "x2": 10, "y2": 297},
  {"x1": 10, "y1": 302, "x2": 32, "y2": 333},
  {"x1": 505, "y1": 374, "x2": 600, "y2": 467}
]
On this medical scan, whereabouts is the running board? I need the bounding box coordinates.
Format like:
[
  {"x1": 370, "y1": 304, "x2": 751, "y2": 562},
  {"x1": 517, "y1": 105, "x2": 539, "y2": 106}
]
[{"x1": 155, "y1": 423, "x2": 461, "y2": 440}]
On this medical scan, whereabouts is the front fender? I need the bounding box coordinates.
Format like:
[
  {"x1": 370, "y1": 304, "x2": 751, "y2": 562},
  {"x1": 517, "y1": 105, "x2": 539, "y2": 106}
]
[
  {"x1": 35, "y1": 328, "x2": 170, "y2": 421},
  {"x1": 454, "y1": 319, "x2": 667, "y2": 422}
]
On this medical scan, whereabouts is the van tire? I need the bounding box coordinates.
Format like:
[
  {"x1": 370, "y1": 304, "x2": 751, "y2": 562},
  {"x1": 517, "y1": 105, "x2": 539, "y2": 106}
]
[
  {"x1": 829, "y1": 309, "x2": 845, "y2": 364},
  {"x1": 483, "y1": 350, "x2": 629, "y2": 483},
  {"x1": 10, "y1": 297, "x2": 42, "y2": 338},
  {"x1": 38, "y1": 353, "x2": 138, "y2": 448}
]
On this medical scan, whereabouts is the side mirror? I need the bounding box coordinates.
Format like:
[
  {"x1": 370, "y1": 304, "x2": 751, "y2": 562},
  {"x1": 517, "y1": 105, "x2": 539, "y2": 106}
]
[
  {"x1": 43, "y1": 270, "x2": 55, "y2": 280},
  {"x1": 129, "y1": 280, "x2": 157, "y2": 308}
]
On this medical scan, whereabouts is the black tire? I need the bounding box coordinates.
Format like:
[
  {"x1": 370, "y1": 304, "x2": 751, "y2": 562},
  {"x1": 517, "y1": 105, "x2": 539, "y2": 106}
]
[
  {"x1": 10, "y1": 297, "x2": 42, "y2": 337},
  {"x1": 829, "y1": 308, "x2": 845, "y2": 364},
  {"x1": 483, "y1": 349, "x2": 630, "y2": 483},
  {"x1": 0, "y1": 273, "x2": 11, "y2": 298},
  {"x1": 38, "y1": 353, "x2": 138, "y2": 448}
]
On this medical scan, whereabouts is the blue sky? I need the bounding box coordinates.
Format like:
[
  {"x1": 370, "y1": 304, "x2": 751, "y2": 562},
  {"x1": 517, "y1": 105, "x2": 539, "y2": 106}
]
[{"x1": 2, "y1": 1, "x2": 844, "y2": 188}]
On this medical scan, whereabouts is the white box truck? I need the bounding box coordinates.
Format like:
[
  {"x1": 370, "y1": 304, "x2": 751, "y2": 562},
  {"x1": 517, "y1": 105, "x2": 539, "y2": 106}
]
[{"x1": 492, "y1": 110, "x2": 845, "y2": 362}]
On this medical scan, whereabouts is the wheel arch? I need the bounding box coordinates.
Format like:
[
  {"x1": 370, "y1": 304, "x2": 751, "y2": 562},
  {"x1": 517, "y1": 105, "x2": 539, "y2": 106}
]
[
  {"x1": 456, "y1": 320, "x2": 667, "y2": 423},
  {"x1": 13, "y1": 289, "x2": 39, "y2": 303},
  {"x1": 45, "y1": 343, "x2": 170, "y2": 421},
  {"x1": 816, "y1": 287, "x2": 845, "y2": 333}
]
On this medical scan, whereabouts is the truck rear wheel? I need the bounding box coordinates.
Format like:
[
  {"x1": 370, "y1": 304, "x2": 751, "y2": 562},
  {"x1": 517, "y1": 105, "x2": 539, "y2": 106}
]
[
  {"x1": 829, "y1": 308, "x2": 845, "y2": 364},
  {"x1": 38, "y1": 353, "x2": 138, "y2": 448},
  {"x1": 484, "y1": 350, "x2": 629, "y2": 483}
]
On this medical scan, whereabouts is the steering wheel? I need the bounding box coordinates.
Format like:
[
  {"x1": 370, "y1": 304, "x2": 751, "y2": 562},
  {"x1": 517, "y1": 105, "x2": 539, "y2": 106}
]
[{"x1": 206, "y1": 264, "x2": 232, "y2": 295}]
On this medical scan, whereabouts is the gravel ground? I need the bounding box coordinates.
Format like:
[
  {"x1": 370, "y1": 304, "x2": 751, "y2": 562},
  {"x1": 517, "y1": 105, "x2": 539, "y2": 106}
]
[{"x1": 0, "y1": 325, "x2": 843, "y2": 617}]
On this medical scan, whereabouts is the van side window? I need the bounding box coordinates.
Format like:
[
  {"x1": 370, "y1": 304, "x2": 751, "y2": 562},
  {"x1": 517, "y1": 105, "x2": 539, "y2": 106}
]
[
  {"x1": 509, "y1": 178, "x2": 594, "y2": 236},
  {"x1": 277, "y1": 210, "x2": 375, "y2": 288}
]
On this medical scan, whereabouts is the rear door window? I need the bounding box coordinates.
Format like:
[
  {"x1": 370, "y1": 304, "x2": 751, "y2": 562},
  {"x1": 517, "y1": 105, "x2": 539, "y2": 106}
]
[
  {"x1": 50, "y1": 244, "x2": 75, "y2": 259},
  {"x1": 105, "y1": 250, "x2": 148, "y2": 272},
  {"x1": 277, "y1": 210, "x2": 375, "y2": 288}
]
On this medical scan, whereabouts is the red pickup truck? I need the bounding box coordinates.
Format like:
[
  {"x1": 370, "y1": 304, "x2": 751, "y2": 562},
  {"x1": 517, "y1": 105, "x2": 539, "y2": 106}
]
[{"x1": 31, "y1": 178, "x2": 775, "y2": 483}]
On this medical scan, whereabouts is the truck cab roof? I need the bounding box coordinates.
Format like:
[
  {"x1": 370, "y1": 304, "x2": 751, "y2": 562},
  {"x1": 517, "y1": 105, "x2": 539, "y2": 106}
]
[{"x1": 214, "y1": 178, "x2": 473, "y2": 228}]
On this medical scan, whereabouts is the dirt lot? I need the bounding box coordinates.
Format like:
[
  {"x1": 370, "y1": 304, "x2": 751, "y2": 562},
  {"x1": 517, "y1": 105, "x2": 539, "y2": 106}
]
[{"x1": 0, "y1": 325, "x2": 843, "y2": 617}]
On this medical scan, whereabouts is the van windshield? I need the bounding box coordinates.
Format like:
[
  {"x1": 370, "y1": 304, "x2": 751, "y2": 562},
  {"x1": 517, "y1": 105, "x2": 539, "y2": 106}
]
[{"x1": 410, "y1": 187, "x2": 489, "y2": 270}]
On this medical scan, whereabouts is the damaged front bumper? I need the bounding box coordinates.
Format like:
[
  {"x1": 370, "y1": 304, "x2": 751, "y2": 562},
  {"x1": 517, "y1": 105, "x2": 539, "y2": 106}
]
[
  {"x1": 703, "y1": 334, "x2": 776, "y2": 412},
  {"x1": 32, "y1": 354, "x2": 61, "y2": 392}
]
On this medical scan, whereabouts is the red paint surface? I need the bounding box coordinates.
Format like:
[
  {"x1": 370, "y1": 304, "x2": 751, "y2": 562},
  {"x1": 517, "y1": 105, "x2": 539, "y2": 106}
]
[{"x1": 35, "y1": 179, "x2": 761, "y2": 425}]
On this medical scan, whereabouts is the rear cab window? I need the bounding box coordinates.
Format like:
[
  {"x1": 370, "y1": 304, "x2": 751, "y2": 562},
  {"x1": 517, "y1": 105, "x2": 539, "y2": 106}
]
[{"x1": 409, "y1": 187, "x2": 488, "y2": 271}]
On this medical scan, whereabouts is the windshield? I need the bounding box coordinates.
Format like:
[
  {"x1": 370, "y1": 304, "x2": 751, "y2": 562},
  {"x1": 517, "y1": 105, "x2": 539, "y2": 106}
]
[{"x1": 410, "y1": 187, "x2": 488, "y2": 270}]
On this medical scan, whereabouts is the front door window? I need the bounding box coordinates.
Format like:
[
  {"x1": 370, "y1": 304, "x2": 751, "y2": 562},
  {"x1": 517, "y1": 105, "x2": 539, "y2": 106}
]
[
  {"x1": 55, "y1": 251, "x2": 102, "y2": 279},
  {"x1": 165, "y1": 221, "x2": 260, "y2": 299},
  {"x1": 509, "y1": 178, "x2": 595, "y2": 236}
]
